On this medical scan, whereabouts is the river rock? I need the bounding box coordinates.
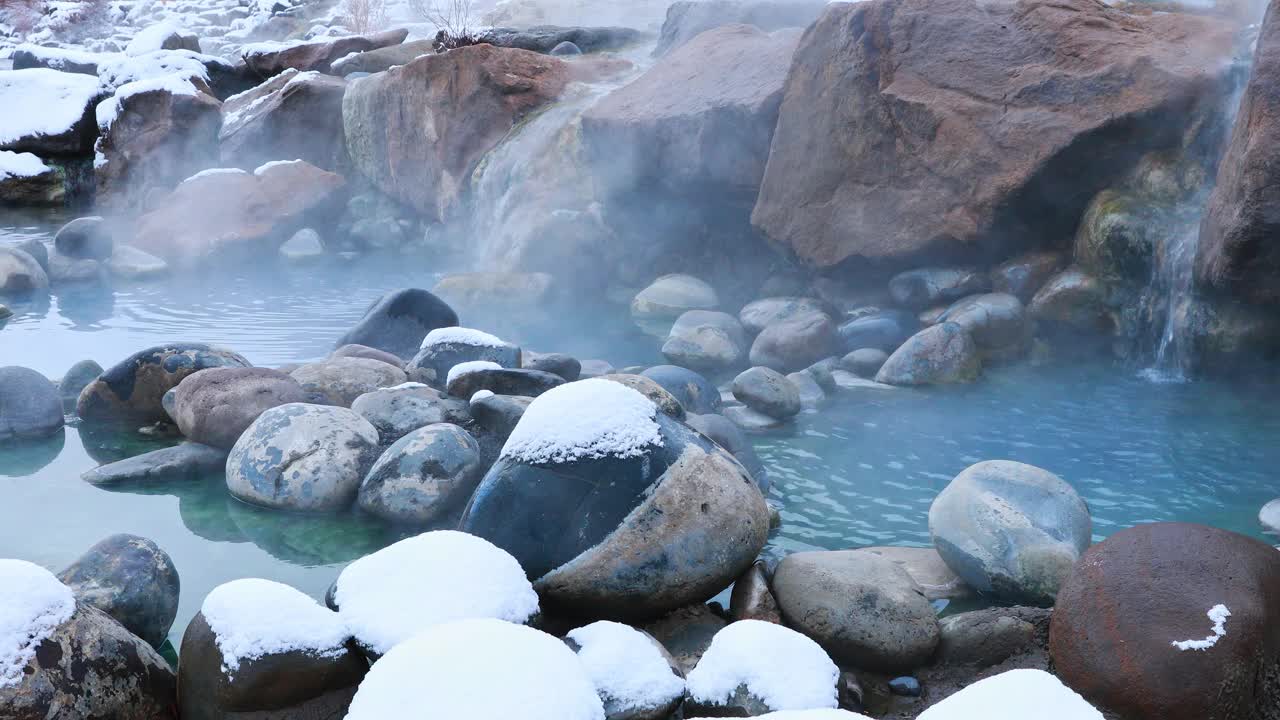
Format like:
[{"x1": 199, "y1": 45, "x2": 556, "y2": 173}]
[
  {"x1": 722, "y1": 404, "x2": 786, "y2": 433},
  {"x1": 53, "y1": 216, "x2": 113, "y2": 260},
  {"x1": 107, "y1": 245, "x2": 168, "y2": 280},
  {"x1": 408, "y1": 326, "x2": 521, "y2": 381},
  {"x1": 1073, "y1": 189, "x2": 1160, "y2": 283},
  {"x1": 729, "y1": 561, "x2": 781, "y2": 623},
  {"x1": 991, "y1": 251, "x2": 1068, "y2": 303},
  {"x1": 631, "y1": 274, "x2": 719, "y2": 327},
  {"x1": 357, "y1": 423, "x2": 482, "y2": 525},
  {"x1": 242, "y1": 28, "x2": 408, "y2": 76},
  {"x1": 1050, "y1": 523, "x2": 1280, "y2": 720},
  {"x1": 335, "y1": 288, "x2": 460, "y2": 361},
  {"x1": 773, "y1": 550, "x2": 941, "y2": 672},
  {"x1": 641, "y1": 604, "x2": 727, "y2": 675},
  {"x1": 469, "y1": 392, "x2": 533, "y2": 439},
  {"x1": 47, "y1": 251, "x2": 104, "y2": 284},
  {"x1": 641, "y1": 364, "x2": 722, "y2": 414},
  {"x1": 600, "y1": 374, "x2": 686, "y2": 419},
  {"x1": 290, "y1": 357, "x2": 407, "y2": 407},
  {"x1": 930, "y1": 460, "x2": 1091, "y2": 605},
  {"x1": 935, "y1": 606, "x2": 1046, "y2": 668},
  {"x1": 739, "y1": 297, "x2": 829, "y2": 335},
  {"x1": 58, "y1": 358, "x2": 103, "y2": 410},
  {"x1": 344, "y1": 44, "x2": 567, "y2": 221},
  {"x1": 0, "y1": 246, "x2": 49, "y2": 293},
  {"x1": 171, "y1": 367, "x2": 307, "y2": 449},
  {"x1": 57, "y1": 534, "x2": 179, "y2": 649},
  {"x1": 935, "y1": 293, "x2": 1029, "y2": 358},
  {"x1": 226, "y1": 402, "x2": 380, "y2": 511},
  {"x1": 77, "y1": 343, "x2": 250, "y2": 423},
  {"x1": 9, "y1": 237, "x2": 47, "y2": 273},
  {"x1": 445, "y1": 366, "x2": 565, "y2": 399},
  {"x1": 889, "y1": 268, "x2": 991, "y2": 311},
  {"x1": 654, "y1": 0, "x2": 827, "y2": 56},
  {"x1": 219, "y1": 69, "x2": 347, "y2": 172},
  {"x1": 842, "y1": 348, "x2": 888, "y2": 377},
  {"x1": 351, "y1": 383, "x2": 469, "y2": 443},
  {"x1": 0, "y1": 366, "x2": 63, "y2": 440},
  {"x1": 749, "y1": 310, "x2": 838, "y2": 373},
  {"x1": 851, "y1": 546, "x2": 973, "y2": 602},
  {"x1": 1028, "y1": 266, "x2": 1115, "y2": 337},
  {"x1": 752, "y1": 0, "x2": 1233, "y2": 268},
  {"x1": 179, "y1": 578, "x2": 367, "y2": 720},
  {"x1": 278, "y1": 227, "x2": 324, "y2": 262},
  {"x1": 875, "y1": 323, "x2": 981, "y2": 386},
  {"x1": 81, "y1": 442, "x2": 228, "y2": 486},
  {"x1": 787, "y1": 370, "x2": 826, "y2": 410},
  {"x1": 523, "y1": 352, "x2": 581, "y2": 381},
  {"x1": 460, "y1": 379, "x2": 769, "y2": 619},
  {"x1": 331, "y1": 343, "x2": 404, "y2": 369},
  {"x1": 662, "y1": 310, "x2": 747, "y2": 371},
  {"x1": 685, "y1": 619, "x2": 839, "y2": 715},
  {"x1": 732, "y1": 366, "x2": 801, "y2": 419},
  {"x1": 685, "y1": 412, "x2": 768, "y2": 491}
]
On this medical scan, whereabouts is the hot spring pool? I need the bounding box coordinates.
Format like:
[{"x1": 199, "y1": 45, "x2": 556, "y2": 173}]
[{"x1": 3, "y1": 218, "x2": 1280, "y2": 649}]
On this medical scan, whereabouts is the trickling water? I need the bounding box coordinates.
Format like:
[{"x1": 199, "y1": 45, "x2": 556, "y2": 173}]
[{"x1": 1141, "y1": 226, "x2": 1199, "y2": 383}]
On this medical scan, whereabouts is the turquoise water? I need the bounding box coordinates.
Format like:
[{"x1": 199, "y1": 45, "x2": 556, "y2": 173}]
[{"x1": 3, "y1": 219, "x2": 1280, "y2": 648}]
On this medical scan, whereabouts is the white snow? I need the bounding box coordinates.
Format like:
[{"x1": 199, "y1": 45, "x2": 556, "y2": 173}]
[
  {"x1": 346, "y1": 618, "x2": 604, "y2": 720},
  {"x1": 180, "y1": 167, "x2": 249, "y2": 185},
  {"x1": 0, "y1": 69, "x2": 100, "y2": 147},
  {"x1": 686, "y1": 620, "x2": 839, "y2": 712},
  {"x1": 253, "y1": 159, "x2": 304, "y2": 176},
  {"x1": 0, "y1": 151, "x2": 52, "y2": 180},
  {"x1": 97, "y1": 50, "x2": 209, "y2": 92},
  {"x1": 501, "y1": 378, "x2": 662, "y2": 464},
  {"x1": 447, "y1": 360, "x2": 501, "y2": 386},
  {"x1": 689, "y1": 713, "x2": 874, "y2": 720},
  {"x1": 422, "y1": 326, "x2": 509, "y2": 349},
  {"x1": 125, "y1": 22, "x2": 184, "y2": 56},
  {"x1": 1171, "y1": 604, "x2": 1231, "y2": 651},
  {"x1": 334, "y1": 531, "x2": 539, "y2": 656},
  {"x1": 13, "y1": 43, "x2": 103, "y2": 71},
  {"x1": 917, "y1": 669, "x2": 1103, "y2": 720},
  {"x1": 96, "y1": 73, "x2": 200, "y2": 130},
  {"x1": 200, "y1": 578, "x2": 350, "y2": 675},
  {"x1": 471, "y1": 389, "x2": 496, "y2": 402},
  {"x1": 567, "y1": 621, "x2": 685, "y2": 714},
  {"x1": 0, "y1": 560, "x2": 75, "y2": 689}
]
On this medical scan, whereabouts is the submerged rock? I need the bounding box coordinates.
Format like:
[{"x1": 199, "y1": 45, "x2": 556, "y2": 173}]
[
  {"x1": 335, "y1": 288, "x2": 459, "y2": 361},
  {"x1": 875, "y1": 323, "x2": 981, "y2": 386},
  {"x1": 81, "y1": 442, "x2": 228, "y2": 486},
  {"x1": 0, "y1": 365, "x2": 63, "y2": 440},
  {"x1": 47, "y1": 251, "x2": 104, "y2": 284},
  {"x1": 53, "y1": 216, "x2": 113, "y2": 260},
  {"x1": 77, "y1": 343, "x2": 250, "y2": 424},
  {"x1": 171, "y1": 367, "x2": 307, "y2": 449},
  {"x1": 107, "y1": 245, "x2": 169, "y2": 280},
  {"x1": 357, "y1": 423, "x2": 482, "y2": 525},
  {"x1": 57, "y1": 534, "x2": 179, "y2": 649}
]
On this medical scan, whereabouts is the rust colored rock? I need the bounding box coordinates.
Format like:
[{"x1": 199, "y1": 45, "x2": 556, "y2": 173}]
[
  {"x1": 132, "y1": 160, "x2": 346, "y2": 264},
  {"x1": 219, "y1": 69, "x2": 348, "y2": 172},
  {"x1": 343, "y1": 44, "x2": 569, "y2": 221},
  {"x1": 752, "y1": 0, "x2": 1234, "y2": 268},
  {"x1": 242, "y1": 28, "x2": 409, "y2": 77},
  {"x1": 1049, "y1": 522, "x2": 1280, "y2": 720}
]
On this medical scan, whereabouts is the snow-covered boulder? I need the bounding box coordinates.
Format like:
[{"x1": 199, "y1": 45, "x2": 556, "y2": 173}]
[
  {"x1": 685, "y1": 620, "x2": 839, "y2": 716},
  {"x1": 125, "y1": 23, "x2": 200, "y2": 56},
  {"x1": 408, "y1": 326, "x2": 522, "y2": 382},
  {"x1": 219, "y1": 69, "x2": 348, "y2": 172},
  {"x1": 460, "y1": 379, "x2": 770, "y2": 620},
  {"x1": 566, "y1": 621, "x2": 686, "y2": 720},
  {"x1": 242, "y1": 28, "x2": 408, "y2": 76},
  {"x1": 178, "y1": 578, "x2": 367, "y2": 720},
  {"x1": 0, "y1": 559, "x2": 176, "y2": 719},
  {"x1": 332, "y1": 531, "x2": 539, "y2": 657},
  {"x1": 56, "y1": 534, "x2": 179, "y2": 649},
  {"x1": 357, "y1": 423, "x2": 483, "y2": 525},
  {"x1": 445, "y1": 365, "x2": 566, "y2": 400},
  {"x1": 916, "y1": 669, "x2": 1103, "y2": 719},
  {"x1": 345, "y1": 618, "x2": 604, "y2": 720},
  {"x1": 12, "y1": 44, "x2": 103, "y2": 75},
  {"x1": 0, "y1": 150, "x2": 63, "y2": 206},
  {"x1": 0, "y1": 68, "x2": 102, "y2": 155},
  {"x1": 226, "y1": 403, "x2": 380, "y2": 512}
]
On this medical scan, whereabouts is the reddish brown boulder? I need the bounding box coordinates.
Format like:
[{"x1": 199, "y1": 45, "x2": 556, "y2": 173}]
[
  {"x1": 1197, "y1": 1, "x2": 1280, "y2": 306},
  {"x1": 342, "y1": 44, "x2": 569, "y2": 221},
  {"x1": 219, "y1": 70, "x2": 348, "y2": 172},
  {"x1": 242, "y1": 28, "x2": 409, "y2": 78},
  {"x1": 132, "y1": 160, "x2": 346, "y2": 264},
  {"x1": 1050, "y1": 522, "x2": 1280, "y2": 720},
  {"x1": 752, "y1": 0, "x2": 1235, "y2": 268}
]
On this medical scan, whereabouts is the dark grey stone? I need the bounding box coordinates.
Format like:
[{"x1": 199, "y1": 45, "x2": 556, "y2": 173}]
[
  {"x1": 357, "y1": 423, "x2": 482, "y2": 524},
  {"x1": 58, "y1": 534, "x2": 180, "y2": 648},
  {"x1": 81, "y1": 443, "x2": 229, "y2": 486},
  {"x1": 54, "y1": 216, "x2": 114, "y2": 260},
  {"x1": 0, "y1": 365, "x2": 63, "y2": 440},
  {"x1": 335, "y1": 288, "x2": 459, "y2": 360}
]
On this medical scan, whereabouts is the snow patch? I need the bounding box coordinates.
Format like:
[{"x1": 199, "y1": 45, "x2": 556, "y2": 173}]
[
  {"x1": 181, "y1": 167, "x2": 249, "y2": 185},
  {"x1": 96, "y1": 73, "x2": 200, "y2": 131},
  {"x1": 253, "y1": 159, "x2": 304, "y2": 176},
  {"x1": 1171, "y1": 604, "x2": 1231, "y2": 651},
  {"x1": 501, "y1": 378, "x2": 662, "y2": 464},
  {"x1": 97, "y1": 50, "x2": 209, "y2": 92},
  {"x1": 471, "y1": 389, "x2": 495, "y2": 402},
  {"x1": 686, "y1": 620, "x2": 839, "y2": 712},
  {"x1": 13, "y1": 44, "x2": 104, "y2": 71},
  {"x1": 125, "y1": 22, "x2": 185, "y2": 56},
  {"x1": 334, "y1": 531, "x2": 539, "y2": 656},
  {"x1": 0, "y1": 151, "x2": 52, "y2": 180},
  {"x1": 0, "y1": 560, "x2": 75, "y2": 689},
  {"x1": 447, "y1": 360, "x2": 501, "y2": 386},
  {"x1": 916, "y1": 669, "x2": 1103, "y2": 720},
  {"x1": 422, "y1": 326, "x2": 509, "y2": 349},
  {"x1": 0, "y1": 69, "x2": 100, "y2": 147},
  {"x1": 568, "y1": 621, "x2": 685, "y2": 713},
  {"x1": 200, "y1": 578, "x2": 350, "y2": 675}
]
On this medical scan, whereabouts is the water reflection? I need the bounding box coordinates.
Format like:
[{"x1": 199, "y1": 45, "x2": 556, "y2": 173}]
[{"x1": 0, "y1": 430, "x2": 65, "y2": 476}]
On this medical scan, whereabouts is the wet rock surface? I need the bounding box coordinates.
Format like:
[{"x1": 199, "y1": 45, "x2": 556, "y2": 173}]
[
  {"x1": 77, "y1": 343, "x2": 250, "y2": 424},
  {"x1": 57, "y1": 534, "x2": 180, "y2": 648}
]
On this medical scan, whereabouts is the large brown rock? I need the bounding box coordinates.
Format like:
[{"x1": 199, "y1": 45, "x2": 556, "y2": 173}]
[
  {"x1": 219, "y1": 70, "x2": 348, "y2": 172},
  {"x1": 343, "y1": 44, "x2": 568, "y2": 221},
  {"x1": 132, "y1": 160, "x2": 346, "y2": 264},
  {"x1": 1198, "y1": 1, "x2": 1280, "y2": 306},
  {"x1": 171, "y1": 367, "x2": 308, "y2": 449},
  {"x1": 583, "y1": 24, "x2": 800, "y2": 201},
  {"x1": 242, "y1": 28, "x2": 409, "y2": 77},
  {"x1": 752, "y1": 0, "x2": 1235, "y2": 268},
  {"x1": 1050, "y1": 522, "x2": 1280, "y2": 720}
]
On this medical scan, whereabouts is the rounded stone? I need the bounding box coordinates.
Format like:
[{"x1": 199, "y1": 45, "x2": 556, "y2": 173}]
[
  {"x1": 990, "y1": 251, "x2": 1066, "y2": 302},
  {"x1": 684, "y1": 412, "x2": 767, "y2": 492},
  {"x1": 522, "y1": 352, "x2": 582, "y2": 382},
  {"x1": 935, "y1": 293, "x2": 1028, "y2": 353},
  {"x1": 640, "y1": 364, "x2": 721, "y2": 414},
  {"x1": 935, "y1": 607, "x2": 1044, "y2": 668},
  {"x1": 888, "y1": 267, "x2": 990, "y2": 310},
  {"x1": 600, "y1": 374, "x2": 686, "y2": 419},
  {"x1": 631, "y1": 274, "x2": 719, "y2": 322},
  {"x1": 335, "y1": 288, "x2": 460, "y2": 361},
  {"x1": 350, "y1": 382, "x2": 469, "y2": 443},
  {"x1": 842, "y1": 348, "x2": 888, "y2": 377},
  {"x1": 57, "y1": 534, "x2": 180, "y2": 649},
  {"x1": 550, "y1": 40, "x2": 582, "y2": 55},
  {"x1": 749, "y1": 311, "x2": 838, "y2": 373},
  {"x1": 445, "y1": 366, "x2": 564, "y2": 399},
  {"x1": 739, "y1": 297, "x2": 831, "y2": 335},
  {"x1": 172, "y1": 367, "x2": 308, "y2": 449},
  {"x1": 662, "y1": 310, "x2": 747, "y2": 372},
  {"x1": 357, "y1": 423, "x2": 482, "y2": 525},
  {"x1": 58, "y1": 358, "x2": 103, "y2": 410},
  {"x1": 0, "y1": 246, "x2": 49, "y2": 294},
  {"x1": 0, "y1": 365, "x2": 64, "y2": 440},
  {"x1": 226, "y1": 403, "x2": 381, "y2": 512},
  {"x1": 408, "y1": 328, "x2": 521, "y2": 381},
  {"x1": 929, "y1": 460, "x2": 1091, "y2": 605},
  {"x1": 875, "y1": 322, "x2": 982, "y2": 386},
  {"x1": 837, "y1": 310, "x2": 920, "y2": 354},
  {"x1": 77, "y1": 343, "x2": 251, "y2": 424},
  {"x1": 54, "y1": 216, "x2": 114, "y2": 260},
  {"x1": 331, "y1": 343, "x2": 405, "y2": 369},
  {"x1": 732, "y1": 366, "x2": 801, "y2": 419},
  {"x1": 1028, "y1": 267, "x2": 1114, "y2": 335},
  {"x1": 290, "y1": 357, "x2": 408, "y2": 407}
]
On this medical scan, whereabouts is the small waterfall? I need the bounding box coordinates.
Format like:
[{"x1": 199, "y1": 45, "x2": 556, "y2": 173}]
[{"x1": 1140, "y1": 225, "x2": 1199, "y2": 383}]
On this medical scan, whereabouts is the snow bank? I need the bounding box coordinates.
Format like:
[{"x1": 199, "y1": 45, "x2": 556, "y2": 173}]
[
  {"x1": 422, "y1": 326, "x2": 509, "y2": 349},
  {"x1": 200, "y1": 578, "x2": 350, "y2": 675},
  {"x1": 253, "y1": 159, "x2": 305, "y2": 176},
  {"x1": 471, "y1": 389, "x2": 495, "y2": 402},
  {"x1": 347, "y1": 618, "x2": 604, "y2": 720},
  {"x1": 97, "y1": 50, "x2": 209, "y2": 92},
  {"x1": 916, "y1": 669, "x2": 1103, "y2": 720},
  {"x1": 334, "y1": 531, "x2": 539, "y2": 656},
  {"x1": 180, "y1": 167, "x2": 249, "y2": 185},
  {"x1": 0, "y1": 560, "x2": 75, "y2": 688},
  {"x1": 0, "y1": 69, "x2": 100, "y2": 147},
  {"x1": 447, "y1": 360, "x2": 501, "y2": 386},
  {"x1": 96, "y1": 72, "x2": 200, "y2": 130},
  {"x1": 0, "y1": 151, "x2": 52, "y2": 180},
  {"x1": 568, "y1": 621, "x2": 685, "y2": 714},
  {"x1": 13, "y1": 44, "x2": 104, "y2": 72},
  {"x1": 125, "y1": 22, "x2": 184, "y2": 56},
  {"x1": 501, "y1": 378, "x2": 662, "y2": 464},
  {"x1": 686, "y1": 620, "x2": 839, "y2": 712}
]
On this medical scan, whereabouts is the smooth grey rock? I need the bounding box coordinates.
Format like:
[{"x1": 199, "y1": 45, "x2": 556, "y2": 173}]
[
  {"x1": 935, "y1": 292, "x2": 1028, "y2": 355},
  {"x1": 785, "y1": 370, "x2": 825, "y2": 409},
  {"x1": 662, "y1": 310, "x2": 747, "y2": 371},
  {"x1": 642, "y1": 604, "x2": 727, "y2": 675},
  {"x1": 469, "y1": 393, "x2": 533, "y2": 439},
  {"x1": 11, "y1": 237, "x2": 48, "y2": 273},
  {"x1": 0, "y1": 365, "x2": 63, "y2": 440},
  {"x1": 48, "y1": 251, "x2": 104, "y2": 284},
  {"x1": 331, "y1": 343, "x2": 405, "y2": 369},
  {"x1": 837, "y1": 310, "x2": 919, "y2": 354},
  {"x1": 0, "y1": 246, "x2": 49, "y2": 293},
  {"x1": 172, "y1": 367, "x2": 308, "y2": 449},
  {"x1": 335, "y1": 288, "x2": 459, "y2": 360},
  {"x1": 875, "y1": 322, "x2": 982, "y2": 386},
  {"x1": 358, "y1": 423, "x2": 482, "y2": 524},
  {"x1": 935, "y1": 607, "x2": 1046, "y2": 667},
  {"x1": 732, "y1": 366, "x2": 801, "y2": 419},
  {"x1": 640, "y1": 364, "x2": 721, "y2": 414},
  {"x1": 748, "y1": 310, "x2": 837, "y2": 372},
  {"x1": 739, "y1": 296, "x2": 830, "y2": 335},
  {"x1": 522, "y1": 352, "x2": 581, "y2": 381},
  {"x1": 107, "y1": 244, "x2": 168, "y2": 280},
  {"x1": 888, "y1": 267, "x2": 990, "y2": 310},
  {"x1": 409, "y1": 332, "x2": 521, "y2": 381},
  {"x1": 685, "y1": 412, "x2": 767, "y2": 492},
  {"x1": 722, "y1": 404, "x2": 785, "y2": 433},
  {"x1": 54, "y1": 216, "x2": 113, "y2": 260},
  {"x1": 631, "y1": 274, "x2": 719, "y2": 331},
  {"x1": 279, "y1": 228, "x2": 325, "y2": 262},
  {"x1": 351, "y1": 383, "x2": 469, "y2": 443},
  {"x1": 851, "y1": 546, "x2": 974, "y2": 602},
  {"x1": 58, "y1": 534, "x2": 179, "y2": 648},
  {"x1": 290, "y1": 357, "x2": 407, "y2": 407},
  {"x1": 59, "y1": 358, "x2": 103, "y2": 411},
  {"x1": 842, "y1": 348, "x2": 888, "y2": 377},
  {"x1": 81, "y1": 443, "x2": 229, "y2": 486},
  {"x1": 729, "y1": 561, "x2": 781, "y2": 623}
]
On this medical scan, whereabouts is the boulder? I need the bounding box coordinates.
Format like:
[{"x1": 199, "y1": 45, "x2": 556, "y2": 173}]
[
  {"x1": 226, "y1": 402, "x2": 381, "y2": 511},
  {"x1": 242, "y1": 28, "x2": 409, "y2": 76},
  {"x1": 773, "y1": 550, "x2": 941, "y2": 672},
  {"x1": 107, "y1": 245, "x2": 168, "y2": 280},
  {"x1": 58, "y1": 358, "x2": 103, "y2": 411},
  {"x1": 219, "y1": 69, "x2": 348, "y2": 172},
  {"x1": 483, "y1": 25, "x2": 644, "y2": 53},
  {"x1": 851, "y1": 546, "x2": 973, "y2": 602},
  {"x1": 640, "y1": 364, "x2": 722, "y2": 414},
  {"x1": 787, "y1": 370, "x2": 826, "y2": 410},
  {"x1": 752, "y1": 0, "x2": 1234, "y2": 268},
  {"x1": 460, "y1": 379, "x2": 769, "y2": 619},
  {"x1": 685, "y1": 412, "x2": 768, "y2": 489},
  {"x1": 179, "y1": 579, "x2": 367, "y2": 720},
  {"x1": 523, "y1": 352, "x2": 582, "y2": 381},
  {"x1": 842, "y1": 348, "x2": 888, "y2": 378},
  {"x1": 57, "y1": 534, "x2": 179, "y2": 649},
  {"x1": 343, "y1": 44, "x2": 567, "y2": 221},
  {"x1": 662, "y1": 310, "x2": 747, "y2": 371},
  {"x1": 583, "y1": 25, "x2": 800, "y2": 202},
  {"x1": 290, "y1": 357, "x2": 408, "y2": 407},
  {"x1": 278, "y1": 227, "x2": 324, "y2": 262},
  {"x1": 81, "y1": 442, "x2": 228, "y2": 486},
  {"x1": 930, "y1": 460, "x2": 1091, "y2": 605},
  {"x1": 171, "y1": 366, "x2": 307, "y2": 449},
  {"x1": 837, "y1": 310, "x2": 921, "y2": 354},
  {"x1": 732, "y1": 366, "x2": 801, "y2": 419},
  {"x1": 935, "y1": 293, "x2": 1029, "y2": 357},
  {"x1": 351, "y1": 383, "x2": 469, "y2": 443},
  {"x1": 330, "y1": 38, "x2": 435, "y2": 76},
  {"x1": 653, "y1": 0, "x2": 827, "y2": 56},
  {"x1": 125, "y1": 24, "x2": 200, "y2": 55},
  {"x1": 889, "y1": 268, "x2": 991, "y2": 311},
  {"x1": 729, "y1": 561, "x2": 782, "y2": 623},
  {"x1": 0, "y1": 152, "x2": 64, "y2": 206},
  {"x1": 469, "y1": 393, "x2": 533, "y2": 439},
  {"x1": 408, "y1": 326, "x2": 521, "y2": 381},
  {"x1": 600, "y1": 374, "x2": 686, "y2": 419},
  {"x1": 335, "y1": 288, "x2": 459, "y2": 361},
  {"x1": 0, "y1": 69, "x2": 102, "y2": 155},
  {"x1": 565, "y1": 620, "x2": 686, "y2": 720},
  {"x1": 357, "y1": 423, "x2": 482, "y2": 525},
  {"x1": 875, "y1": 323, "x2": 981, "y2": 386},
  {"x1": 739, "y1": 297, "x2": 830, "y2": 335},
  {"x1": 685, "y1": 619, "x2": 839, "y2": 715},
  {"x1": 749, "y1": 311, "x2": 838, "y2": 372},
  {"x1": 77, "y1": 343, "x2": 250, "y2": 423},
  {"x1": 446, "y1": 366, "x2": 565, "y2": 400},
  {"x1": 630, "y1": 274, "x2": 719, "y2": 329},
  {"x1": 1027, "y1": 267, "x2": 1115, "y2": 336},
  {"x1": 0, "y1": 246, "x2": 49, "y2": 294},
  {"x1": 1050, "y1": 523, "x2": 1280, "y2": 720},
  {"x1": 0, "y1": 366, "x2": 63, "y2": 440},
  {"x1": 935, "y1": 606, "x2": 1046, "y2": 668},
  {"x1": 991, "y1": 251, "x2": 1068, "y2": 303}
]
